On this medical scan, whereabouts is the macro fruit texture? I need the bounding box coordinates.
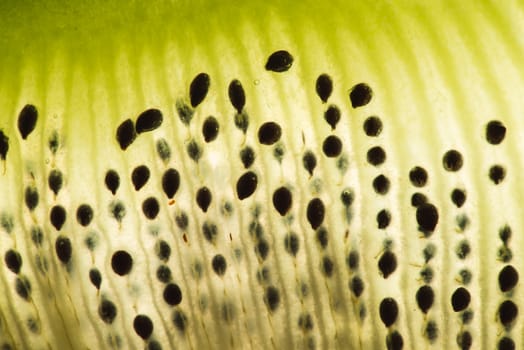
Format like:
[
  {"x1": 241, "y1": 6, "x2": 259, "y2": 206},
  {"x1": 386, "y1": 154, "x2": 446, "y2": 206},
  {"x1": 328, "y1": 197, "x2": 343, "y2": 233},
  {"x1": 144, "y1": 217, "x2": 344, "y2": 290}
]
[{"x1": 0, "y1": 1, "x2": 523, "y2": 349}]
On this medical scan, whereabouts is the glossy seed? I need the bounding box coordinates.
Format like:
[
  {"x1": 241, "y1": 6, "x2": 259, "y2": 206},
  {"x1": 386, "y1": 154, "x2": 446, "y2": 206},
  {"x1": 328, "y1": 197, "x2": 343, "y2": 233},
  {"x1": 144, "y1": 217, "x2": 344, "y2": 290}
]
[
  {"x1": 236, "y1": 171, "x2": 258, "y2": 200},
  {"x1": 104, "y1": 170, "x2": 120, "y2": 195},
  {"x1": 316, "y1": 74, "x2": 333, "y2": 103},
  {"x1": 409, "y1": 166, "x2": 428, "y2": 187},
  {"x1": 416, "y1": 203, "x2": 439, "y2": 233},
  {"x1": 306, "y1": 198, "x2": 325, "y2": 230},
  {"x1": 499, "y1": 265, "x2": 519, "y2": 292},
  {"x1": 498, "y1": 300, "x2": 518, "y2": 328},
  {"x1": 442, "y1": 149, "x2": 463, "y2": 172},
  {"x1": 196, "y1": 187, "x2": 212, "y2": 212},
  {"x1": 451, "y1": 287, "x2": 471, "y2": 312},
  {"x1": 55, "y1": 236, "x2": 72, "y2": 264},
  {"x1": 135, "y1": 109, "x2": 163, "y2": 133},
  {"x1": 202, "y1": 116, "x2": 219, "y2": 143},
  {"x1": 265, "y1": 50, "x2": 293, "y2": 72},
  {"x1": 379, "y1": 297, "x2": 399, "y2": 327},
  {"x1": 76, "y1": 204, "x2": 93, "y2": 227},
  {"x1": 24, "y1": 186, "x2": 39, "y2": 211},
  {"x1": 133, "y1": 315, "x2": 154, "y2": 340},
  {"x1": 17, "y1": 104, "x2": 38, "y2": 140},
  {"x1": 89, "y1": 268, "x2": 102, "y2": 289},
  {"x1": 349, "y1": 83, "x2": 373, "y2": 108},
  {"x1": 111, "y1": 250, "x2": 133, "y2": 276},
  {"x1": 162, "y1": 168, "x2": 180, "y2": 199},
  {"x1": 142, "y1": 197, "x2": 160, "y2": 220},
  {"x1": 4, "y1": 249, "x2": 22, "y2": 274},
  {"x1": 50, "y1": 205, "x2": 66, "y2": 230},
  {"x1": 163, "y1": 283, "x2": 183, "y2": 306},
  {"x1": 272, "y1": 187, "x2": 292, "y2": 216},
  {"x1": 486, "y1": 120, "x2": 506, "y2": 145},
  {"x1": 116, "y1": 119, "x2": 136, "y2": 150},
  {"x1": 366, "y1": 146, "x2": 386, "y2": 166},
  {"x1": 228, "y1": 79, "x2": 246, "y2": 113},
  {"x1": 322, "y1": 135, "x2": 342, "y2": 157},
  {"x1": 132, "y1": 165, "x2": 150, "y2": 191},
  {"x1": 0, "y1": 130, "x2": 8, "y2": 161},
  {"x1": 48, "y1": 169, "x2": 63, "y2": 195},
  {"x1": 264, "y1": 286, "x2": 281, "y2": 311},
  {"x1": 212, "y1": 254, "x2": 227, "y2": 276},
  {"x1": 416, "y1": 285, "x2": 434, "y2": 314},
  {"x1": 302, "y1": 151, "x2": 317, "y2": 176},
  {"x1": 98, "y1": 299, "x2": 117, "y2": 324},
  {"x1": 378, "y1": 251, "x2": 397, "y2": 278},
  {"x1": 189, "y1": 73, "x2": 211, "y2": 108},
  {"x1": 258, "y1": 122, "x2": 282, "y2": 145},
  {"x1": 324, "y1": 105, "x2": 340, "y2": 130},
  {"x1": 240, "y1": 146, "x2": 255, "y2": 169}
]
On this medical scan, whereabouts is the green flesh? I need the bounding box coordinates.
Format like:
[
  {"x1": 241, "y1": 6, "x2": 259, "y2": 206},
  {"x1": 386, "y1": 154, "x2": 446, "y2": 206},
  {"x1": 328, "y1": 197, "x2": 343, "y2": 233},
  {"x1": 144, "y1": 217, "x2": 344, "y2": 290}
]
[{"x1": 0, "y1": 1, "x2": 523, "y2": 349}]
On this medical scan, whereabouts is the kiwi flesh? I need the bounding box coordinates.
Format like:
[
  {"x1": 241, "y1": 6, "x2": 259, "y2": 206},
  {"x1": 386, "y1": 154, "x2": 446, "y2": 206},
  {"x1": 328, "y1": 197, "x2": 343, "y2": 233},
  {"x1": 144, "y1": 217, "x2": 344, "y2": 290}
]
[{"x1": 0, "y1": 2, "x2": 523, "y2": 350}]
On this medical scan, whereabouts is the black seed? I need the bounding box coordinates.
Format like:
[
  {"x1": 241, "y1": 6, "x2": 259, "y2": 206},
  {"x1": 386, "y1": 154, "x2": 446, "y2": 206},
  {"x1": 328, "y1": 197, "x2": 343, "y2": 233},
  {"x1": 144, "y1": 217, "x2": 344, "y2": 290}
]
[
  {"x1": 89, "y1": 268, "x2": 102, "y2": 289},
  {"x1": 255, "y1": 239, "x2": 270, "y2": 261},
  {"x1": 347, "y1": 250, "x2": 359, "y2": 270},
  {"x1": 456, "y1": 331, "x2": 472, "y2": 350},
  {"x1": 264, "y1": 286, "x2": 280, "y2": 311},
  {"x1": 379, "y1": 297, "x2": 398, "y2": 327},
  {"x1": 378, "y1": 251, "x2": 397, "y2": 278},
  {"x1": 156, "y1": 138, "x2": 171, "y2": 163},
  {"x1": 84, "y1": 232, "x2": 99, "y2": 251},
  {"x1": 284, "y1": 232, "x2": 300, "y2": 256},
  {"x1": 411, "y1": 192, "x2": 427, "y2": 207},
  {"x1": 489, "y1": 165, "x2": 506, "y2": 184},
  {"x1": 236, "y1": 171, "x2": 258, "y2": 200},
  {"x1": 324, "y1": 105, "x2": 340, "y2": 130},
  {"x1": 486, "y1": 120, "x2": 506, "y2": 145},
  {"x1": 498, "y1": 300, "x2": 518, "y2": 328},
  {"x1": 136, "y1": 109, "x2": 163, "y2": 133},
  {"x1": 24, "y1": 186, "x2": 39, "y2": 211},
  {"x1": 451, "y1": 287, "x2": 471, "y2": 312},
  {"x1": 48, "y1": 169, "x2": 63, "y2": 195},
  {"x1": 111, "y1": 250, "x2": 133, "y2": 276},
  {"x1": 239, "y1": 146, "x2": 255, "y2": 169},
  {"x1": 0, "y1": 215, "x2": 13, "y2": 234},
  {"x1": 424, "y1": 320, "x2": 438, "y2": 342},
  {"x1": 98, "y1": 299, "x2": 117, "y2": 324},
  {"x1": 458, "y1": 269, "x2": 472, "y2": 285},
  {"x1": 302, "y1": 151, "x2": 317, "y2": 176},
  {"x1": 172, "y1": 310, "x2": 188, "y2": 332},
  {"x1": 349, "y1": 83, "x2": 373, "y2": 108},
  {"x1": 132, "y1": 165, "x2": 150, "y2": 191},
  {"x1": 272, "y1": 187, "x2": 292, "y2": 216},
  {"x1": 416, "y1": 285, "x2": 434, "y2": 314},
  {"x1": 341, "y1": 188, "x2": 355, "y2": 207},
  {"x1": 321, "y1": 256, "x2": 334, "y2": 277},
  {"x1": 17, "y1": 104, "x2": 38, "y2": 140},
  {"x1": 298, "y1": 313, "x2": 314, "y2": 332},
  {"x1": 372, "y1": 174, "x2": 390, "y2": 195},
  {"x1": 316, "y1": 74, "x2": 333, "y2": 103},
  {"x1": 142, "y1": 197, "x2": 160, "y2": 220},
  {"x1": 15, "y1": 275, "x2": 31, "y2": 300},
  {"x1": 202, "y1": 116, "x2": 219, "y2": 143},
  {"x1": 234, "y1": 111, "x2": 249, "y2": 134},
  {"x1": 186, "y1": 139, "x2": 202, "y2": 162},
  {"x1": 163, "y1": 283, "x2": 183, "y2": 306},
  {"x1": 55, "y1": 236, "x2": 72, "y2": 264},
  {"x1": 196, "y1": 187, "x2": 212, "y2": 213},
  {"x1": 228, "y1": 79, "x2": 246, "y2": 113},
  {"x1": 156, "y1": 265, "x2": 172, "y2": 283},
  {"x1": 249, "y1": 221, "x2": 264, "y2": 239},
  {"x1": 442, "y1": 149, "x2": 463, "y2": 171},
  {"x1": 498, "y1": 246, "x2": 513, "y2": 262},
  {"x1": 76, "y1": 204, "x2": 93, "y2": 227},
  {"x1": 423, "y1": 244, "x2": 436, "y2": 263},
  {"x1": 4, "y1": 249, "x2": 22, "y2": 274},
  {"x1": 109, "y1": 200, "x2": 126, "y2": 222},
  {"x1": 499, "y1": 225, "x2": 512, "y2": 243},
  {"x1": 499, "y1": 265, "x2": 519, "y2": 292},
  {"x1": 451, "y1": 188, "x2": 466, "y2": 208},
  {"x1": 175, "y1": 212, "x2": 188, "y2": 230},
  {"x1": 306, "y1": 198, "x2": 325, "y2": 230},
  {"x1": 50, "y1": 205, "x2": 66, "y2": 230},
  {"x1": 189, "y1": 73, "x2": 210, "y2": 108},
  {"x1": 105, "y1": 170, "x2": 120, "y2": 195},
  {"x1": 176, "y1": 99, "x2": 194, "y2": 126},
  {"x1": 363, "y1": 116, "x2": 383, "y2": 137},
  {"x1": 265, "y1": 50, "x2": 293, "y2": 72},
  {"x1": 211, "y1": 254, "x2": 227, "y2": 276},
  {"x1": 0, "y1": 130, "x2": 8, "y2": 161},
  {"x1": 420, "y1": 266, "x2": 434, "y2": 283},
  {"x1": 322, "y1": 135, "x2": 342, "y2": 157},
  {"x1": 31, "y1": 226, "x2": 43, "y2": 246},
  {"x1": 366, "y1": 146, "x2": 386, "y2": 166},
  {"x1": 133, "y1": 315, "x2": 154, "y2": 340},
  {"x1": 116, "y1": 119, "x2": 136, "y2": 150},
  {"x1": 386, "y1": 330, "x2": 404, "y2": 350},
  {"x1": 202, "y1": 221, "x2": 218, "y2": 243},
  {"x1": 48, "y1": 131, "x2": 59, "y2": 154},
  {"x1": 349, "y1": 276, "x2": 364, "y2": 297},
  {"x1": 316, "y1": 227, "x2": 328, "y2": 249},
  {"x1": 416, "y1": 203, "x2": 439, "y2": 233},
  {"x1": 409, "y1": 166, "x2": 428, "y2": 187},
  {"x1": 258, "y1": 122, "x2": 282, "y2": 145},
  {"x1": 155, "y1": 240, "x2": 171, "y2": 262},
  {"x1": 498, "y1": 337, "x2": 515, "y2": 350},
  {"x1": 377, "y1": 209, "x2": 391, "y2": 229},
  {"x1": 162, "y1": 168, "x2": 180, "y2": 199}
]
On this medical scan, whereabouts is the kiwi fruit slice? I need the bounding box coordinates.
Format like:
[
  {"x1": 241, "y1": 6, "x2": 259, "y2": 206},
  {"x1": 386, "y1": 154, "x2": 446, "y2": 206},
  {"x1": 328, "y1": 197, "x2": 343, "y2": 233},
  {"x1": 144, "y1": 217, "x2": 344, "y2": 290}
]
[{"x1": 0, "y1": 2, "x2": 522, "y2": 350}]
